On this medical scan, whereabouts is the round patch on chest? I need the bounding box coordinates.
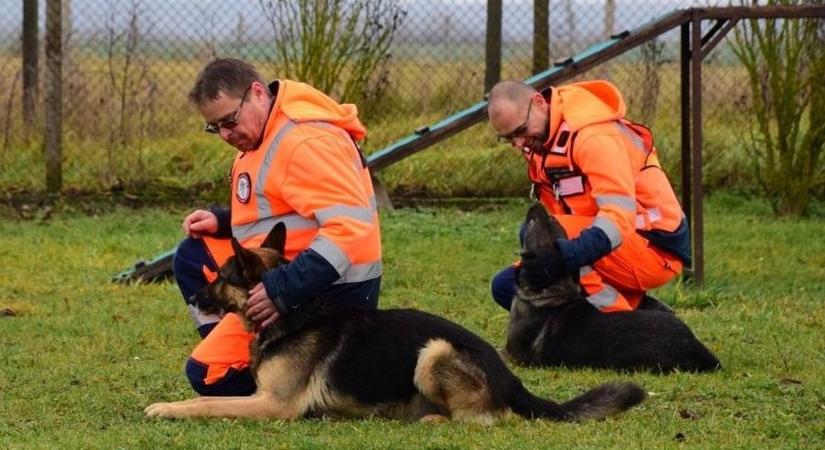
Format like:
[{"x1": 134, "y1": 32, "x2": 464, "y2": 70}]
[{"x1": 236, "y1": 172, "x2": 251, "y2": 203}]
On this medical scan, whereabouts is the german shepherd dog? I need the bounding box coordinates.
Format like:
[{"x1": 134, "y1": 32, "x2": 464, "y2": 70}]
[
  {"x1": 146, "y1": 222, "x2": 646, "y2": 423},
  {"x1": 506, "y1": 203, "x2": 721, "y2": 372}
]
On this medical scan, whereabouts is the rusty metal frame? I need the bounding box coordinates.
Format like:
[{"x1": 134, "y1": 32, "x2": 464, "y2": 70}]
[
  {"x1": 679, "y1": 6, "x2": 823, "y2": 285},
  {"x1": 366, "y1": 5, "x2": 825, "y2": 287}
]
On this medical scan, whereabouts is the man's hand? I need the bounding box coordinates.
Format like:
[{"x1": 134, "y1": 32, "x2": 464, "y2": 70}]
[
  {"x1": 246, "y1": 282, "x2": 280, "y2": 328},
  {"x1": 182, "y1": 210, "x2": 219, "y2": 239},
  {"x1": 519, "y1": 246, "x2": 568, "y2": 290}
]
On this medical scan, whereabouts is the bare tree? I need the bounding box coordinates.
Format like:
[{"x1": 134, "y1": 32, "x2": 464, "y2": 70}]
[
  {"x1": 231, "y1": 12, "x2": 248, "y2": 56},
  {"x1": 597, "y1": 0, "x2": 616, "y2": 80},
  {"x1": 2, "y1": 71, "x2": 21, "y2": 156},
  {"x1": 105, "y1": 0, "x2": 155, "y2": 185},
  {"x1": 604, "y1": 0, "x2": 615, "y2": 40},
  {"x1": 196, "y1": 7, "x2": 220, "y2": 60},
  {"x1": 732, "y1": 0, "x2": 825, "y2": 216},
  {"x1": 260, "y1": 0, "x2": 405, "y2": 105},
  {"x1": 638, "y1": 37, "x2": 666, "y2": 124},
  {"x1": 563, "y1": 0, "x2": 576, "y2": 55}
]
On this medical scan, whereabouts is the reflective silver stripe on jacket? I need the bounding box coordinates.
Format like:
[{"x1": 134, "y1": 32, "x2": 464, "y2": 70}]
[
  {"x1": 635, "y1": 206, "x2": 664, "y2": 229},
  {"x1": 315, "y1": 204, "x2": 375, "y2": 225},
  {"x1": 254, "y1": 121, "x2": 298, "y2": 219},
  {"x1": 310, "y1": 235, "x2": 382, "y2": 283},
  {"x1": 579, "y1": 264, "x2": 621, "y2": 309},
  {"x1": 595, "y1": 194, "x2": 636, "y2": 212},
  {"x1": 310, "y1": 235, "x2": 350, "y2": 275},
  {"x1": 613, "y1": 121, "x2": 645, "y2": 153},
  {"x1": 333, "y1": 261, "x2": 383, "y2": 284},
  {"x1": 593, "y1": 216, "x2": 622, "y2": 249},
  {"x1": 233, "y1": 213, "x2": 319, "y2": 242},
  {"x1": 586, "y1": 283, "x2": 621, "y2": 309}
]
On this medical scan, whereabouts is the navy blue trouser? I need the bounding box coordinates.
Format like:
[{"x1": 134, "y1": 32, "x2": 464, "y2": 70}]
[{"x1": 173, "y1": 237, "x2": 255, "y2": 396}]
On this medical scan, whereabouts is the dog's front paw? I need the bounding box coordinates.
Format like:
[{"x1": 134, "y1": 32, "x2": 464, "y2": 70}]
[{"x1": 144, "y1": 402, "x2": 179, "y2": 418}]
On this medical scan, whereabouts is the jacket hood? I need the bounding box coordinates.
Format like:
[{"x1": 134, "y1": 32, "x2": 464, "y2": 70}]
[
  {"x1": 554, "y1": 80, "x2": 626, "y2": 132},
  {"x1": 273, "y1": 80, "x2": 366, "y2": 140}
]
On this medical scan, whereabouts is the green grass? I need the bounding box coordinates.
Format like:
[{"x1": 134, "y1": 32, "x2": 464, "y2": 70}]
[{"x1": 1, "y1": 194, "x2": 824, "y2": 449}]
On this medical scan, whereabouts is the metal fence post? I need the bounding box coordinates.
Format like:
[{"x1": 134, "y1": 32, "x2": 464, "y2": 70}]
[
  {"x1": 485, "y1": 0, "x2": 502, "y2": 92},
  {"x1": 533, "y1": 0, "x2": 549, "y2": 74},
  {"x1": 45, "y1": 0, "x2": 62, "y2": 192},
  {"x1": 22, "y1": 0, "x2": 38, "y2": 135}
]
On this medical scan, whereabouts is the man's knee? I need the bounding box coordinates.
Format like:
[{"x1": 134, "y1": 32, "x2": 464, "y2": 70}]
[
  {"x1": 173, "y1": 238, "x2": 210, "y2": 280},
  {"x1": 185, "y1": 357, "x2": 256, "y2": 396},
  {"x1": 173, "y1": 238, "x2": 214, "y2": 302},
  {"x1": 491, "y1": 266, "x2": 517, "y2": 311}
]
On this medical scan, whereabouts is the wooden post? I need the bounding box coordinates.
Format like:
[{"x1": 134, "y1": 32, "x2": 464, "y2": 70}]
[
  {"x1": 691, "y1": 15, "x2": 704, "y2": 286},
  {"x1": 485, "y1": 0, "x2": 502, "y2": 92},
  {"x1": 22, "y1": 0, "x2": 39, "y2": 133},
  {"x1": 45, "y1": 0, "x2": 63, "y2": 192},
  {"x1": 533, "y1": 0, "x2": 549, "y2": 74}
]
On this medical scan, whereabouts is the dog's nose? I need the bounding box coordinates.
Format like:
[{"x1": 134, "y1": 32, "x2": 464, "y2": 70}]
[{"x1": 187, "y1": 294, "x2": 198, "y2": 305}]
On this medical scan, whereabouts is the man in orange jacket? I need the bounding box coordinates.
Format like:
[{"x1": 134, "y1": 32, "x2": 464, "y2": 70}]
[
  {"x1": 487, "y1": 80, "x2": 689, "y2": 313},
  {"x1": 173, "y1": 58, "x2": 382, "y2": 396}
]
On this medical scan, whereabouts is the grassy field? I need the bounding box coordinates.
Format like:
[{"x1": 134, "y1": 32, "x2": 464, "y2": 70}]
[{"x1": 1, "y1": 194, "x2": 824, "y2": 449}]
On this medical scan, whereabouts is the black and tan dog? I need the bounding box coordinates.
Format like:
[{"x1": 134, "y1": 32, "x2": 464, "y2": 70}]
[
  {"x1": 146, "y1": 222, "x2": 646, "y2": 423},
  {"x1": 506, "y1": 203, "x2": 721, "y2": 372}
]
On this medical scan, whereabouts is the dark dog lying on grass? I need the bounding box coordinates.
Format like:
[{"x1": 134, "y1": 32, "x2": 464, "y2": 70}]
[
  {"x1": 146, "y1": 222, "x2": 646, "y2": 423},
  {"x1": 506, "y1": 204, "x2": 721, "y2": 373}
]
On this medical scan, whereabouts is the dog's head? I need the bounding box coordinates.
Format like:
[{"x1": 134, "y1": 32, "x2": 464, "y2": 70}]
[
  {"x1": 190, "y1": 222, "x2": 288, "y2": 316},
  {"x1": 522, "y1": 202, "x2": 568, "y2": 250},
  {"x1": 517, "y1": 203, "x2": 580, "y2": 306}
]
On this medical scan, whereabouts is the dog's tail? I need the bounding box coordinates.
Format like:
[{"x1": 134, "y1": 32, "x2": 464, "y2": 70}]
[
  {"x1": 558, "y1": 382, "x2": 647, "y2": 420},
  {"x1": 508, "y1": 381, "x2": 646, "y2": 421}
]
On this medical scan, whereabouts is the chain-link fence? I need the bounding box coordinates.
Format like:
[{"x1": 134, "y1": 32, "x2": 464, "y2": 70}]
[{"x1": 0, "y1": 0, "x2": 790, "y2": 194}]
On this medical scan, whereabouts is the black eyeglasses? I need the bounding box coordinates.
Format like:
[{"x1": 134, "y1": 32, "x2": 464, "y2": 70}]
[
  {"x1": 204, "y1": 86, "x2": 251, "y2": 134},
  {"x1": 496, "y1": 102, "x2": 533, "y2": 143}
]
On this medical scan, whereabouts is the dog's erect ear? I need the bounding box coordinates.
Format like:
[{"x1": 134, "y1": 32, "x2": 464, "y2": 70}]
[
  {"x1": 230, "y1": 237, "x2": 255, "y2": 277},
  {"x1": 261, "y1": 222, "x2": 286, "y2": 254}
]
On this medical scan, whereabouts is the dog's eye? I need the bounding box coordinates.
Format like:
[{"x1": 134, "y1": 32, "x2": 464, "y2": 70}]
[{"x1": 225, "y1": 271, "x2": 245, "y2": 287}]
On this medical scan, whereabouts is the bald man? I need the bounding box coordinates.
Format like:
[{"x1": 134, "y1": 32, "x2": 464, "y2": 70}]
[{"x1": 488, "y1": 80, "x2": 690, "y2": 313}]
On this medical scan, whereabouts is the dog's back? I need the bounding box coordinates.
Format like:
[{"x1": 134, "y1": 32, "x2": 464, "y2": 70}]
[
  {"x1": 518, "y1": 302, "x2": 721, "y2": 372},
  {"x1": 286, "y1": 300, "x2": 646, "y2": 421}
]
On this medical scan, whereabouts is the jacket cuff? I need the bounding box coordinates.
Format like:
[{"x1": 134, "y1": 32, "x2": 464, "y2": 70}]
[
  {"x1": 209, "y1": 207, "x2": 232, "y2": 238},
  {"x1": 554, "y1": 239, "x2": 581, "y2": 274},
  {"x1": 556, "y1": 226, "x2": 613, "y2": 271},
  {"x1": 259, "y1": 248, "x2": 341, "y2": 314}
]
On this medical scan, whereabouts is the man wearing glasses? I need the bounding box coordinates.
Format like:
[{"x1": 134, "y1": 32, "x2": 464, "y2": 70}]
[
  {"x1": 172, "y1": 58, "x2": 382, "y2": 396},
  {"x1": 487, "y1": 80, "x2": 690, "y2": 315}
]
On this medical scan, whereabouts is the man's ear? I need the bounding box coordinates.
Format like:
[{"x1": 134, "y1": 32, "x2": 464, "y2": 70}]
[
  {"x1": 531, "y1": 92, "x2": 546, "y2": 108},
  {"x1": 261, "y1": 222, "x2": 286, "y2": 254}
]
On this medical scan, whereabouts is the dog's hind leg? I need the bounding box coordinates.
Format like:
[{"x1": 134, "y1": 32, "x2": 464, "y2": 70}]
[
  {"x1": 414, "y1": 339, "x2": 502, "y2": 425},
  {"x1": 144, "y1": 393, "x2": 301, "y2": 420}
]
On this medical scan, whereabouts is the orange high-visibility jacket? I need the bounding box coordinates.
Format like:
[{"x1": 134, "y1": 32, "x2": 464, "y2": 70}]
[
  {"x1": 525, "y1": 80, "x2": 689, "y2": 263},
  {"x1": 229, "y1": 80, "x2": 381, "y2": 310}
]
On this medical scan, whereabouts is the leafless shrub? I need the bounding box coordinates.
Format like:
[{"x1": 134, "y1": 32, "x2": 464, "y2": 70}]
[{"x1": 259, "y1": 0, "x2": 405, "y2": 106}]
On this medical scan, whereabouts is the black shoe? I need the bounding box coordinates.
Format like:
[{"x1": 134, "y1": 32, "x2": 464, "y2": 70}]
[{"x1": 639, "y1": 294, "x2": 675, "y2": 314}]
